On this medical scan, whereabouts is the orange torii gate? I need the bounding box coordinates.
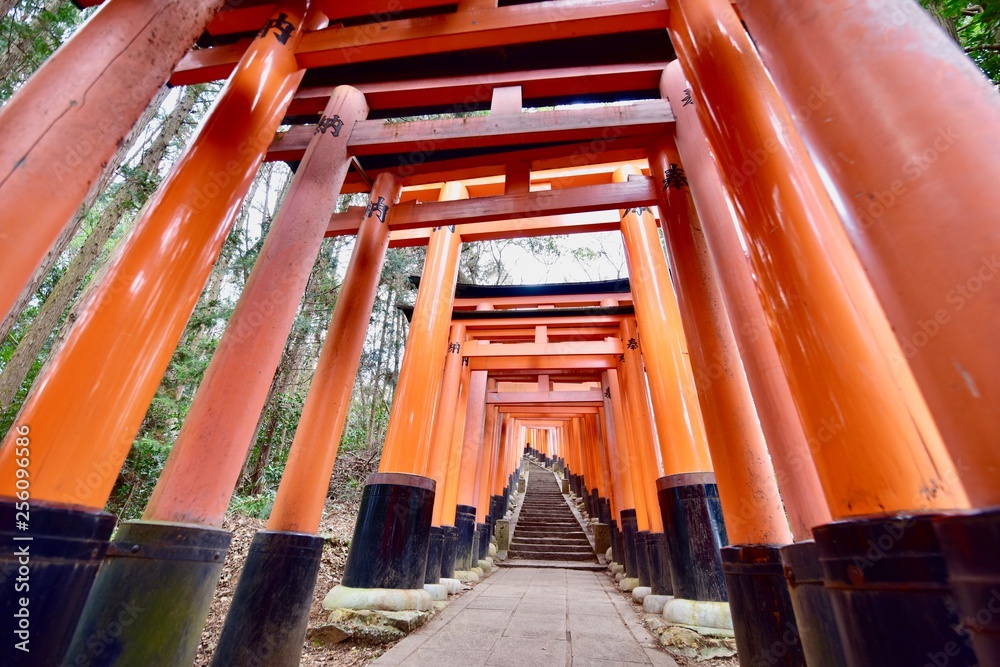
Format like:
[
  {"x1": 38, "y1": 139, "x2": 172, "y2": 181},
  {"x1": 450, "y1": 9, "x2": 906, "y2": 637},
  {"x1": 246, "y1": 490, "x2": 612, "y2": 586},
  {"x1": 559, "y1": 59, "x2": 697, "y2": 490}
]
[{"x1": 0, "y1": 1, "x2": 997, "y2": 666}]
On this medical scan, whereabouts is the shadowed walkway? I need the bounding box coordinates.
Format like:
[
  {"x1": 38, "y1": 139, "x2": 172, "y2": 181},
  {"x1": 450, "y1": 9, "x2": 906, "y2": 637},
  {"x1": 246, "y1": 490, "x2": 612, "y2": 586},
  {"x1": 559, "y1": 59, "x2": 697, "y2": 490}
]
[{"x1": 373, "y1": 567, "x2": 678, "y2": 666}]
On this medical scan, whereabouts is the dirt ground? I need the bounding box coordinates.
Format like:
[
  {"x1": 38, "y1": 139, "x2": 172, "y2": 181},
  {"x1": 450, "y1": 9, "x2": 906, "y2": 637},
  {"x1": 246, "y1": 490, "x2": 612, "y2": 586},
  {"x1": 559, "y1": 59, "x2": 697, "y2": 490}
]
[{"x1": 193, "y1": 496, "x2": 395, "y2": 666}]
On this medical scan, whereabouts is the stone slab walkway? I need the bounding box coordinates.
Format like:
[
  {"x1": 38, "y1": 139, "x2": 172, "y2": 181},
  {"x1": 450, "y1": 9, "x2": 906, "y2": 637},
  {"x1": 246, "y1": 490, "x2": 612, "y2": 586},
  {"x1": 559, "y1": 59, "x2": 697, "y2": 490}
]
[{"x1": 373, "y1": 567, "x2": 678, "y2": 667}]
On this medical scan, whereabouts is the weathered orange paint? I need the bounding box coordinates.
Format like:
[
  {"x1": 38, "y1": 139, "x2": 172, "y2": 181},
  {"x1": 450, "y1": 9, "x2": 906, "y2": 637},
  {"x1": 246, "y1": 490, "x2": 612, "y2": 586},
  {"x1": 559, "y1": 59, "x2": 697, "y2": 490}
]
[
  {"x1": 606, "y1": 369, "x2": 650, "y2": 531},
  {"x1": 266, "y1": 176, "x2": 400, "y2": 533},
  {"x1": 428, "y1": 323, "x2": 468, "y2": 526},
  {"x1": 378, "y1": 182, "x2": 468, "y2": 474},
  {"x1": 662, "y1": 64, "x2": 830, "y2": 538},
  {"x1": 667, "y1": 0, "x2": 968, "y2": 515},
  {"x1": 615, "y1": 166, "x2": 713, "y2": 477},
  {"x1": 740, "y1": 1, "x2": 1000, "y2": 507},
  {"x1": 145, "y1": 86, "x2": 371, "y2": 526},
  {"x1": 618, "y1": 320, "x2": 665, "y2": 533},
  {"x1": 0, "y1": 0, "x2": 227, "y2": 325},
  {"x1": 475, "y1": 406, "x2": 501, "y2": 523},
  {"x1": 602, "y1": 372, "x2": 634, "y2": 517},
  {"x1": 0, "y1": 2, "x2": 309, "y2": 507},
  {"x1": 649, "y1": 142, "x2": 791, "y2": 546},
  {"x1": 440, "y1": 362, "x2": 472, "y2": 526},
  {"x1": 457, "y1": 370, "x2": 489, "y2": 509}
]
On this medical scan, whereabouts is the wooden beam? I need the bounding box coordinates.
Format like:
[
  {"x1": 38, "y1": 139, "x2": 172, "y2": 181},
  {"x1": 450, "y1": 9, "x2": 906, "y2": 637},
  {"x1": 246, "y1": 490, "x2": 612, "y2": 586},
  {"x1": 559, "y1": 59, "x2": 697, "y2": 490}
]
[
  {"x1": 502, "y1": 407, "x2": 601, "y2": 415},
  {"x1": 468, "y1": 354, "x2": 617, "y2": 371},
  {"x1": 487, "y1": 390, "x2": 605, "y2": 404},
  {"x1": 327, "y1": 179, "x2": 657, "y2": 237},
  {"x1": 284, "y1": 62, "x2": 668, "y2": 118},
  {"x1": 393, "y1": 179, "x2": 656, "y2": 230},
  {"x1": 463, "y1": 341, "x2": 623, "y2": 357},
  {"x1": 454, "y1": 293, "x2": 632, "y2": 310},
  {"x1": 170, "y1": 0, "x2": 669, "y2": 85},
  {"x1": 268, "y1": 100, "x2": 672, "y2": 161}
]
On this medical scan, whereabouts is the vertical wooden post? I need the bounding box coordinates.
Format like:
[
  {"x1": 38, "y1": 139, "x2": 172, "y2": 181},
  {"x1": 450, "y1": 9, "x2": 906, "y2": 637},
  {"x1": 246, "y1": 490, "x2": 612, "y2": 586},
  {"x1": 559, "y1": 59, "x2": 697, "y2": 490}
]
[
  {"x1": 665, "y1": 0, "x2": 966, "y2": 520},
  {"x1": 146, "y1": 87, "x2": 372, "y2": 526},
  {"x1": 378, "y1": 184, "x2": 468, "y2": 474},
  {"x1": 660, "y1": 63, "x2": 830, "y2": 541},
  {"x1": 740, "y1": 1, "x2": 1000, "y2": 506},
  {"x1": 211, "y1": 173, "x2": 400, "y2": 666},
  {"x1": 649, "y1": 137, "x2": 803, "y2": 660},
  {"x1": 667, "y1": 0, "x2": 973, "y2": 661},
  {"x1": 331, "y1": 182, "x2": 466, "y2": 607},
  {"x1": 0, "y1": 0, "x2": 227, "y2": 325},
  {"x1": 455, "y1": 369, "x2": 489, "y2": 571},
  {"x1": 49, "y1": 5, "x2": 311, "y2": 666}
]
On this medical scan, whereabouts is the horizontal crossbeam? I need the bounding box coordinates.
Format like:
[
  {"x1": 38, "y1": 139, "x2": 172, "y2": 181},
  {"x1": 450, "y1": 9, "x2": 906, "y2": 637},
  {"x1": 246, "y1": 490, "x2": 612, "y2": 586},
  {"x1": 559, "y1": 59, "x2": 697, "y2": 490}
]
[
  {"x1": 169, "y1": 0, "x2": 669, "y2": 85},
  {"x1": 267, "y1": 100, "x2": 673, "y2": 161}
]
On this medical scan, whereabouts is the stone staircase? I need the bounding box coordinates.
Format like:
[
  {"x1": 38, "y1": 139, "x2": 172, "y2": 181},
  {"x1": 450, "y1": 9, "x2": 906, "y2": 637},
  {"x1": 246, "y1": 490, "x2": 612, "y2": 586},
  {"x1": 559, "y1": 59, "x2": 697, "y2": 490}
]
[{"x1": 509, "y1": 462, "x2": 596, "y2": 562}]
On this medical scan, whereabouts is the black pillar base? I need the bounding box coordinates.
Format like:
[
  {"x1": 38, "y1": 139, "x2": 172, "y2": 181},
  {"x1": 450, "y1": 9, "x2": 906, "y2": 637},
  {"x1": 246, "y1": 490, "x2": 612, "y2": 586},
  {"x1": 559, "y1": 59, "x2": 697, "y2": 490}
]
[
  {"x1": 779, "y1": 540, "x2": 847, "y2": 667},
  {"x1": 470, "y1": 530, "x2": 481, "y2": 568},
  {"x1": 424, "y1": 526, "x2": 444, "y2": 585},
  {"x1": 610, "y1": 519, "x2": 623, "y2": 566},
  {"x1": 341, "y1": 472, "x2": 435, "y2": 590},
  {"x1": 635, "y1": 530, "x2": 651, "y2": 586},
  {"x1": 647, "y1": 532, "x2": 673, "y2": 596},
  {"x1": 0, "y1": 499, "x2": 115, "y2": 667},
  {"x1": 588, "y1": 489, "x2": 600, "y2": 519},
  {"x1": 455, "y1": 504, "x2": 477, "y2": 571},
  {"x1": 66, "y1": 520, "x2": 231, "y2": 666},
  {"x1": 477, "y1": 522, "x2": 490, "y2": 561},
  {"x1": 934, "y1": 507, "x2": 1000, "y2": 666},
  {"x1": 815, "y1": 513, "x2": 976, "y2": 667},
  {"x1": 489, "y1": 494, "x2": 505, "y2": 531},
  {"x1": 599, "y1": 497, "x2": 611, "y2": 525},
  {"x1": 210, "y1": 531, "x2": 323, "y2": 667},
  {"x1": 656, "y1": 472, "x2": 728, "y2": 601},
  {"x1": 721, "y1": 544, "x2": 806, "y2": 667},
  {"x1": 440, "y1": 525, "x2": 458, "y2": 579},
  {"x1": 620, "y1": 509, "x2": 639, "y2": 578}
]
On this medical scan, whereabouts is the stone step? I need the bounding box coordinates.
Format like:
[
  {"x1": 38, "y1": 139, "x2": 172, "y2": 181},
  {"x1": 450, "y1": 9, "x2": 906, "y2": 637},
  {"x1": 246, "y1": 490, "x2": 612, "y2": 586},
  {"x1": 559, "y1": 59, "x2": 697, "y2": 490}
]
[
  {"x1": 512, "y1": 533, "x2": 590, "y2": 544},
  {"x1": 511, "y1": 542, "x2": 593, "y2": 551},
  {"x1": 508, "y1": 550, "x2": 596, "y2": 562}
]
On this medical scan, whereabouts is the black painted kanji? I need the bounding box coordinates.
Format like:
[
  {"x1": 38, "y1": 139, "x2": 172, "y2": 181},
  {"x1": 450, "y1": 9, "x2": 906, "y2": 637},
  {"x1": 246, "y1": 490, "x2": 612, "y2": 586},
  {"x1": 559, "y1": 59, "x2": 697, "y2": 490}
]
[
  {"x1": 365, "y1": 196, "x2": 389, "y2": 223},
  {"x1": 681, "y1": 88, "x2": 694, "y2": 106},
  {"x1": 448, "y1": 342, "x2": 461, "y2": 354},
  {"x1": 627, "y1": 337, "x2": 639, "y2": 350},
  {"x1": 663, "y1": 164, "x2": 689, "y2": 191},
  {"x1": 258, "y1": 13, "x2": 295, "y2": 45},
  {"x1": 603, "y1": 387, "x2": 611, "y2": 399},
  {"x1": 316, "y1": 114, "x2": 345, "y2": 137},
  {"x1": 621, "y1": 206, "x2": 652, "y2": 219}
]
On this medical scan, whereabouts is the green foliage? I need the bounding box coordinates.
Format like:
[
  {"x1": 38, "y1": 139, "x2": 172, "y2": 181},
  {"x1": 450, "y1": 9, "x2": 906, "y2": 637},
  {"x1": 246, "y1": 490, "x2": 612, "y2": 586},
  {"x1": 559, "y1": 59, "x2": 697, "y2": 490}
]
[
  {"x1": 920, "y1": 0, "x2": 1000, "y2": 85},
  {"x1": 0, "y1": 1, "x2": 90, "y2": 101},
  {"x1": 105, "y1": 435, "x2": 172, "y2": 521}
]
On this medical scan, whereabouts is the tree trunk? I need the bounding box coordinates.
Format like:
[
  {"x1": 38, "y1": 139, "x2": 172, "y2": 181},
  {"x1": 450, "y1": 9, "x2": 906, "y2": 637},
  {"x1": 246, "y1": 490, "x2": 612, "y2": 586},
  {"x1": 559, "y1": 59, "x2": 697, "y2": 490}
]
[
  {"x1": 0, "y1": 86, "x2": 168, "y2": 345},
  {"x1": 0, "y1": 86, "x2": 203, "y2": 409},
  {"x1": 0, "y1": 0, "x2": 21, "y2": 20},
  {"x1": 366, "y1": 286, "x2": 393, "y2": 450},
  {"x1": 0, "y1": 0, "x2": 67, "y2": 83},
  {"x1": 923, "y1": 1, "x2": 961, "y2": 43}
]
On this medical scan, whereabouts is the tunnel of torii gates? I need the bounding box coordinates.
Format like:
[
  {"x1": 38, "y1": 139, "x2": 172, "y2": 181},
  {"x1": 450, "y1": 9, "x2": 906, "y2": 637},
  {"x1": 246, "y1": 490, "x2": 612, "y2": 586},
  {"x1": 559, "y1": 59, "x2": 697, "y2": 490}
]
[{"x1": 0, "y1": 0, "x2": 999, "y2": 665}]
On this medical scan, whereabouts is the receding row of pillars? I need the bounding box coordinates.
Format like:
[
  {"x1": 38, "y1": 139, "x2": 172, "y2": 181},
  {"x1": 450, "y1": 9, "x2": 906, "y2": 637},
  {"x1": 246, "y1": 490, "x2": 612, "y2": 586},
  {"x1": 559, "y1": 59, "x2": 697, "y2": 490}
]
[{"x1": 0, "y1": 0, "x2": 999, "y2": 665}]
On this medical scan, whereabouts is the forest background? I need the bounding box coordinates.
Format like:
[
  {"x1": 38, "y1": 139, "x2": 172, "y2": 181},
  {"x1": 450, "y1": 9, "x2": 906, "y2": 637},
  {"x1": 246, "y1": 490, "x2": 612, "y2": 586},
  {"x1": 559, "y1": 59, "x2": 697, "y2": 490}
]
[{"x1": 0, "y1": 0, "x2": 995, "y2": 522}]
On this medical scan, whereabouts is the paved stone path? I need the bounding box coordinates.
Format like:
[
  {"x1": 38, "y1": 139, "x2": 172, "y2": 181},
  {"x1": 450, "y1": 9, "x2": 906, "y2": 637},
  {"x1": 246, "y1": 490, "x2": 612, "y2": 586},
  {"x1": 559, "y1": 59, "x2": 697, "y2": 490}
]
[{"x1": 373, "y1": 567, "x2": 678, "y2": 666}]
